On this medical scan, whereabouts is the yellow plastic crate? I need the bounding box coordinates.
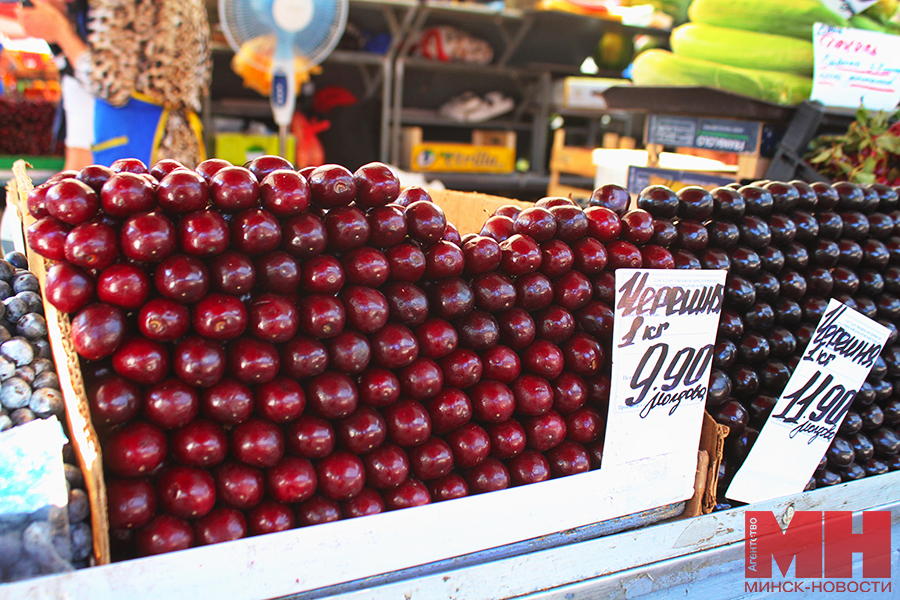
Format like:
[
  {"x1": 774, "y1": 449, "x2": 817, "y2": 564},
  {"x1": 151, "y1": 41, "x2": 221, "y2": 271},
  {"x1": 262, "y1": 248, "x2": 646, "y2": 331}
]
[
  {"x1": 410, "y1": 142, "x2": 515, "y2": 174},
  {"x1": 215, "y1": 133, "x2": 295, "y2": 166}
]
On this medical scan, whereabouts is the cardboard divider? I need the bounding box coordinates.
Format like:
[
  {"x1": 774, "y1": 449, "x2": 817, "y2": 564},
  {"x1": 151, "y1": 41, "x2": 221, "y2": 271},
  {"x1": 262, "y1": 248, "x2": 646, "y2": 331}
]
[
  {"x1": 429, "y1": 188, "x2": 532, "y2": 235},
  {"x1": 6, "y1": 161, "x2": 111, "y2": 565},
  {"x1": 700, "y1": 411, "x2": 730, "y2": 514}
]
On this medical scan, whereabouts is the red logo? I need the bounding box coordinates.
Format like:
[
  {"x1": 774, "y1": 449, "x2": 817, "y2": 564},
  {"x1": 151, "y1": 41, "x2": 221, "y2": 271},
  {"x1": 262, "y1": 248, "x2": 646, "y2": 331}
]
[{"x1": 745, "y1": 511, "x2": 891, "y2": 579}]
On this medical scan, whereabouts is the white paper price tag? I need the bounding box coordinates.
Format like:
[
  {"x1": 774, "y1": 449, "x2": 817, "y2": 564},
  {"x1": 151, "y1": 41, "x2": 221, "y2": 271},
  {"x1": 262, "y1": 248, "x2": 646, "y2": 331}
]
[
  {"x1": 602, "y1": 269, "x2": 727, "y2": 468},
  {"x1": 820, "y1": 0, "x2": 880, "y2": 18},
  {"x1": 727, "y1": 299, "x2": 890, "y2": 504},
  {"x1": 811, "y1": 22, "x2": 900, "y2": 111}
]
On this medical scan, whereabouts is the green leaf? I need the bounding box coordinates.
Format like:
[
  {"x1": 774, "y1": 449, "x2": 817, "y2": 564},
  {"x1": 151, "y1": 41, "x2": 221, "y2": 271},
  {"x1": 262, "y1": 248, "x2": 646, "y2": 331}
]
[
  {"x1": 854, "y1": 171, "x2": 877, "y2": 185},
  {"x1": 808, "y1": 148, "x2": 833, "y2": 164},
  {"x1": 862, "y1": 155, "x2": 878, "y2": 173},
  {"x1": 875, "y1": 133, "x2": 900, "y2": 154}
]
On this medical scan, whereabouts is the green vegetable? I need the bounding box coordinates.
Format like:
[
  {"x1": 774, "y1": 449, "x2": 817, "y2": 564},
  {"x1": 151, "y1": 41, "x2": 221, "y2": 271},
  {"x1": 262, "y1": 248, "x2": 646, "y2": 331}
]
[
  {"x1": 849, "y1": 13, "x2": 891, "y2": 33},
  {"x1": 687, "y1": 0, "x2": 848, "y2": 40},
  {"x1": 671, "y1": 23, "x2": 815, "y2": 76},
  {"x1": 631, "y1": 49, "x2": 813, "y2": 105}
]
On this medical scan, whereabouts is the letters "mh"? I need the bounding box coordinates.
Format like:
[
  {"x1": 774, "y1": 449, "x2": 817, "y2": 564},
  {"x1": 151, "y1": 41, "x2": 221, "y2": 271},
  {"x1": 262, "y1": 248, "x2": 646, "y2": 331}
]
[{"x1": 745, "y1": 511, "x2": 892, "y2": 579}]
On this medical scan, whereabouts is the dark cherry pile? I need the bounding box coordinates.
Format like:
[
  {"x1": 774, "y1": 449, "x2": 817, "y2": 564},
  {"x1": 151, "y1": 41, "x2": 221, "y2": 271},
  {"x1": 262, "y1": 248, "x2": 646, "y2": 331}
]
[
  {"x1": 26, "y1": 156, "x2": 654, "y2": 560},
  {"x1": 657, "y1": 180, "x2": 900, "y2": 506},
  {"x1": 0, "y1": 251, "x2": 91, "y2": 582}
]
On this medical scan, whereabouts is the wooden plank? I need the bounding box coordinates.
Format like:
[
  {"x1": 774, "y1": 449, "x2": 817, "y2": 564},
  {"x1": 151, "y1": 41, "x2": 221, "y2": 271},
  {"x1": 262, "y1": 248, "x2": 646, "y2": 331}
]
[
  {"x1": 472, "y1": 130, "x2": 516, "y2": 149},
  {"x1": 0, "y1": 453, "x2": 697, "y2": 600}
]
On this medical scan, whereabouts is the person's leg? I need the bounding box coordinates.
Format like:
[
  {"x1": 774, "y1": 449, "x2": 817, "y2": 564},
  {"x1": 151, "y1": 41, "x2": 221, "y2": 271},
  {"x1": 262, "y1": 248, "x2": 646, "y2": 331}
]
[{"x1": 60, "y1": 74, "x2": 94, "y2": 170}]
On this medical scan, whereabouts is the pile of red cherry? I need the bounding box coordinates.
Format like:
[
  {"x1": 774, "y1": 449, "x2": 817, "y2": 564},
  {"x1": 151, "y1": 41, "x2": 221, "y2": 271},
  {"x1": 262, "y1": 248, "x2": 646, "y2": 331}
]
[
  {"x1": 26, "y1": 154, "x2": 900, "y2": 557},
  {"x1": 25, "y1": 156, "x2": 645, "y2": 560}
]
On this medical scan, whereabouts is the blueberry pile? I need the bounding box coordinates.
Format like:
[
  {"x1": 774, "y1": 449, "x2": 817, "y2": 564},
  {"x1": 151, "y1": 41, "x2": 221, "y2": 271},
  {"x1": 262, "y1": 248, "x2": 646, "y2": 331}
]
[{"x1": 0, "y1": 251, "x2": 90, "y2": 581}]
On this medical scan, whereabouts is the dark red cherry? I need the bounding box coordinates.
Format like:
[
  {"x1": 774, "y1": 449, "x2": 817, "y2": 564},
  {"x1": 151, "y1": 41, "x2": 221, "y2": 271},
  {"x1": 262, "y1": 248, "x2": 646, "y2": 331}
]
[
  {"x1": 308, "y1": 164, "x2": 357, "y2": 207},
  {"x1": 209, "y1": 166, "x2": 259, "y2": 212},
  {"x1": 636, "y1": 185, "x2": 677, "y2": 218},
  {"x1": 158, "y1": 170, "x2": 208, "y2": 214},
  {"x1": 259, "y1": 169, "x2": 310, "y2": 216}
]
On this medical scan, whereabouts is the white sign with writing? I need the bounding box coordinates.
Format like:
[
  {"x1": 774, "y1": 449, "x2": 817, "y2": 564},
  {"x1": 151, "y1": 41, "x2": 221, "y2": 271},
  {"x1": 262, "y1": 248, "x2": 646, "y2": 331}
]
[
  {"x1": 602, "y1": 269, "x2": 727, "y2": 468},
  {"x1": 811, "y1": 22, "x2": 900, "y2": 110},
  {"x1": 820, "y1": 0, "x2": 880, "y2": 18},
  {"x1": 727, "y1": 299, "x2": 890, "y2": 504}
]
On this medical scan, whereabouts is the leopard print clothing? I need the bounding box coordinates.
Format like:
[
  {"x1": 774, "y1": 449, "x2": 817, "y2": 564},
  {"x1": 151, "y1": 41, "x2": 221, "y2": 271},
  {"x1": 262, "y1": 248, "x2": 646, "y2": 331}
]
[{"x1": 75, "y1": 0, "x2": 211, "y2": 166}]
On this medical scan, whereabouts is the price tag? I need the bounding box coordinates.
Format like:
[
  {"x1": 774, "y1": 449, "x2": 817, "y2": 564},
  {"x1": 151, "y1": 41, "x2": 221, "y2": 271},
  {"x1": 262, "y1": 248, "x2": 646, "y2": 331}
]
[
  {"x1": 820, "y1": 0, "x2": 880, "y2": 18},
  {"x1": 727, "y1": 299, "x2": 890, "y2": 504},
  {"x1": 810, "y1": 22, "x2": 900, "y2": 111},
  {"x1": 602, "y1": 269, "x2": 727, "y2": 468}
]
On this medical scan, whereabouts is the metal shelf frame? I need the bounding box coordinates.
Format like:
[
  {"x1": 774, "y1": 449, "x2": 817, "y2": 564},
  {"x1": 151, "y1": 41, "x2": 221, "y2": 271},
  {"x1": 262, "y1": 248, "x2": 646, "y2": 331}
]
[{"x1": 209, "y1": 1, "x2": 670, "y2": 189}]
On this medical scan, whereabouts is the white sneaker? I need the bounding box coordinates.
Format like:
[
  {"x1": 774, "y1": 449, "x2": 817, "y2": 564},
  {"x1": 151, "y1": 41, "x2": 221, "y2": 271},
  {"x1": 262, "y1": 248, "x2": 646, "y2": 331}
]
[
  {"x1": 438, "y1": 92, "x2": 483, "y2": 121},
  {"x1": 464, "y1": 91, "x2": 515, "y2": 122},
  {"x1": 438, "y1": 91, "x2": 515, "y2": 122}
]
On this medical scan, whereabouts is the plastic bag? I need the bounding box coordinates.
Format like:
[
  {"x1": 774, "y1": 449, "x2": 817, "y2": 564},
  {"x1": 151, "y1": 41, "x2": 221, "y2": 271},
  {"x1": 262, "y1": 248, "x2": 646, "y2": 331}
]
[
  {"x1": 0, "y1": 416, "x2": 74, "y2": 583},
  {"x1": 414, "y1": 27, "x2": 494, "y2": 64}
]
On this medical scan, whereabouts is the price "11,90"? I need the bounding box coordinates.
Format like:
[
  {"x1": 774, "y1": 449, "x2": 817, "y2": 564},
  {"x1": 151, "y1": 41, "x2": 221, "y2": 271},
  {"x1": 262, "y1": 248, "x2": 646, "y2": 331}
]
[
  {"x1": 624, "y1": 343, "x2": 713, "y2": 417},
  {"x1": 770, "y1": 370, "x2": 855, "y2": 426}
]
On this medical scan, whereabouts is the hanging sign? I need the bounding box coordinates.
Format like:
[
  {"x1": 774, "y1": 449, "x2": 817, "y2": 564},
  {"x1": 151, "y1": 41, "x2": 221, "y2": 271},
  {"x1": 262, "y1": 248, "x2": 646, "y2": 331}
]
[{"x1": 727, "y1": 299, "x2": 890, "y2": 504}]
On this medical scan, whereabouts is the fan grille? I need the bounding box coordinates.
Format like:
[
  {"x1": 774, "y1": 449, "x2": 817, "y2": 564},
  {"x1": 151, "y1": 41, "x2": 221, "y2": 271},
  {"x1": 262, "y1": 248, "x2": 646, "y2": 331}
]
[{"x1": 219, "y1": 0, "x2": 348, "y2": 68}]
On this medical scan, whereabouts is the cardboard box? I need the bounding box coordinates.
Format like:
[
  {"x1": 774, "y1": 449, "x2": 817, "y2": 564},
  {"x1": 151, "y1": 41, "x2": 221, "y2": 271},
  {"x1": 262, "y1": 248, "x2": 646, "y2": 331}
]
[
  {"x1": 429, "y1": 188, "x2": 532, "y2": 234},
  {"x1": 552, "y1": 77, "x2": 631, "y2": 111},
  {"x1": 214, "y1": 133, "x2": 296, "y2": 166}
]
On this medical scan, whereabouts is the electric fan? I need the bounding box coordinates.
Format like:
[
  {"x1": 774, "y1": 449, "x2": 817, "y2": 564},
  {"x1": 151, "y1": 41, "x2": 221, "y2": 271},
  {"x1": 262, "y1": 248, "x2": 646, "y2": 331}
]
[{"x1": 219, "y1": 0, "x2": 348, "y2": 157}]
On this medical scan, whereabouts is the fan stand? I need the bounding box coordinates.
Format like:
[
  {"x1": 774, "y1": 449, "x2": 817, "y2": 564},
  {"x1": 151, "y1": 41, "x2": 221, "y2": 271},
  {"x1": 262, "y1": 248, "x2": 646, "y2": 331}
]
[{"x1": 279, "y1": 124, "x2": 289, "y2": 159}]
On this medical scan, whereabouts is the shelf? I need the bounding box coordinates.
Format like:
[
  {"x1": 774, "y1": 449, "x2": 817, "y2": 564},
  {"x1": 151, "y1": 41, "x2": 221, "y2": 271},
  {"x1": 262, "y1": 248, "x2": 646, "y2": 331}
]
[
  {"x1": 327, "y1": 50, "x2": 387, "y2": 67},
  {"x1": 400, "y1": 108, "x2": 533, "y2": 131},
  {"x1": 400, "y1": 57, "x2": 532, "y2": 78},
  {"x1": 598, "y1": 86, "x2": 812, "y2": 123},
  {"x1": 210, "y1": 98, "x2": 272, "y2": 120},
  {"x1": 208, "y1": 0, "x2": 678, "y2": 198}
]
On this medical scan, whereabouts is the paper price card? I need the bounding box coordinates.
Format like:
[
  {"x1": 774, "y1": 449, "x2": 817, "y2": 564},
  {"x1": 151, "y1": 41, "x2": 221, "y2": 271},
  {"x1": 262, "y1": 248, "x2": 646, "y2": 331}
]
[
  {"x1": 727, "y1": 299, "x2": 890, "y2": 504},
  {"x1": 820, "y1": 1, "x2": 880, "y2": 18},
  {"x1": 810, "y1": 22, "x2": 900, "y2": 111},
  {"x1": 602, "y1": 269, "x2": 727, "y2": 468}
]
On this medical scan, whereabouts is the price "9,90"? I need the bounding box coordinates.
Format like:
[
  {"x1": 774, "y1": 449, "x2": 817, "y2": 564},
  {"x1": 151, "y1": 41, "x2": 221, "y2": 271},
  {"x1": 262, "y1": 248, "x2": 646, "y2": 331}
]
[{"x1": 625, "y1": 343, "x2": 713, "y2": 409}]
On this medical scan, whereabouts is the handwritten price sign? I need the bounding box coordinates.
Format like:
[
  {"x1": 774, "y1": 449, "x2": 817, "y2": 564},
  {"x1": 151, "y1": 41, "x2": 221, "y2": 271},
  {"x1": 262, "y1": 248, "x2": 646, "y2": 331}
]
[
  {"x1": 811, "y1": 22, "x2": 900, "y2": 110},
  {"x1": 727, "y1": 299, "x2": 890, "y2": 504},
  {"x1": 602, "y1": 269, "x2": 726, "y2": 468}
]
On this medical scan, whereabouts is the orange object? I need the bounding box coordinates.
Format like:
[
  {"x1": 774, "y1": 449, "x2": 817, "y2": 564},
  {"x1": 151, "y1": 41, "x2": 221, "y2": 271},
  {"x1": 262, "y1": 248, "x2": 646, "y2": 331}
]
[{"x1": 291, "y1": 112, "x2": 329, "y2": 168}]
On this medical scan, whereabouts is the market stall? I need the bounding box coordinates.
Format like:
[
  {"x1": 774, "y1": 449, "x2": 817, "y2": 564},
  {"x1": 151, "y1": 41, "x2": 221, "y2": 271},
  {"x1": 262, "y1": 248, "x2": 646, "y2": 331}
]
[{"x1": 1, "y1": 0, "x2": 900, "y2": 598}]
